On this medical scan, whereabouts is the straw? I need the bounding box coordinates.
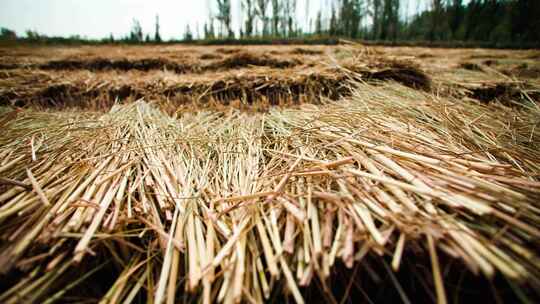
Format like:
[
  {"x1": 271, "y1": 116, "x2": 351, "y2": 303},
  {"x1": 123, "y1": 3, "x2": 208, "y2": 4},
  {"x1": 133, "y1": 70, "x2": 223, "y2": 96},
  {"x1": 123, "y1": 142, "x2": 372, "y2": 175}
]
[{"x1": 0, "y1": 79, "x2": 539, "y2": 303}]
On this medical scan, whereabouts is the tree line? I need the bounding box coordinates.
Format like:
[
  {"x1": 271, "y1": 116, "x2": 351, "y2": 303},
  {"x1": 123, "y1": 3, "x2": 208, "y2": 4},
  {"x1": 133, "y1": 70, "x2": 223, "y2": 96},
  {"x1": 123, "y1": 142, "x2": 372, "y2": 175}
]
[
  {"x1": 1, "y1": 0, "x2": 538, "y2": 47},
  {"x1": 204, "y1": 0, "x2": 539, "y2": 45}
]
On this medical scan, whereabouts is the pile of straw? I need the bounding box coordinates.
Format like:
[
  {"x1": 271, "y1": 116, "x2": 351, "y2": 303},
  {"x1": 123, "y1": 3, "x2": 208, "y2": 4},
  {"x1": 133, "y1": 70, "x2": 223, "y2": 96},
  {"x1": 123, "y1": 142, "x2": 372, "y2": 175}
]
[
  {"x1": 0, "y1": 82, "x2": 539, "y2": 303},
  {"x1": 1, "y1": 59, "x2": 432, "y2": 110}
]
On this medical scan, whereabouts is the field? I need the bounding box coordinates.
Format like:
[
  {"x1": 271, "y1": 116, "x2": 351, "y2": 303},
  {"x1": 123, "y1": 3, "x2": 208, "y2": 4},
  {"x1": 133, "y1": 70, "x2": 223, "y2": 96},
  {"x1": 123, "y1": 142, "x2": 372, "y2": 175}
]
[
  {"x1": 2, "y1": 44, "x2": 539, "y2": 110},
  {"x1": 0, "y1": 44, "x2": 539, "y2": 303}
]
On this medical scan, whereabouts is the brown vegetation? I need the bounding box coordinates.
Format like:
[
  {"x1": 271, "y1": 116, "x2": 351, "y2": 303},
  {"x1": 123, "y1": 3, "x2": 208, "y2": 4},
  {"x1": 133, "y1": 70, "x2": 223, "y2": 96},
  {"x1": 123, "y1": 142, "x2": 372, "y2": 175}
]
[
  {"x1": 40, "y1": 57, "x2": 195, "y2": 73},
  {"x1": 199, "y1": 53, "x2": 222, "y2": 60},
  {"x1": 2, "y1": 45, "x2": 539, "y2": 111},
  {"x1": 209, "y1": 52, "x2": 301, "y2": 70},
  {"x1": 0, "y1": 44, "x2": 539, "y2": 304},
  {"x1": 503, "y1": 64, "x2": 540, "y2": 79},
  {"x1": 459, "y1": 62, "x2": 483, "y2": 71},
  {"x1": 215, "y1": 47, "x2": 241, "y2": 54},
  {"x1": 290, "y1": 47, "x2": 324, "y2": 55}
]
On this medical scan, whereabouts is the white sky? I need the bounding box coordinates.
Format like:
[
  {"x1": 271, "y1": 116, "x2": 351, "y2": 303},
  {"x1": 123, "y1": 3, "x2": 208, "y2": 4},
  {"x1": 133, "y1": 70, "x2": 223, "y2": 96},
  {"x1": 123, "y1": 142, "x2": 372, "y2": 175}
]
[{"x1": 0, "y1": 0, "x2": 432, "y2": 40}]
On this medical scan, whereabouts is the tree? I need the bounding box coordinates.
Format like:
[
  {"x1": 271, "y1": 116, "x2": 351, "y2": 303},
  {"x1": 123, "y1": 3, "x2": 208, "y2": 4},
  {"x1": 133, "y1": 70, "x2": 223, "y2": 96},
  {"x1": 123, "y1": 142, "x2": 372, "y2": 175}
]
[
  {"x1": 381, "y1": 0, "x2": 399, "y2": 41},
  {"x1": 283, "y1": 0, "x2": 297, "y2": 37},
  {"x1": 204, "y1": 18, "x2": 216, "y2": 40},
  {"x1": 209, "y1": 19, "x2": 216, "y2": 39},
  {"x1": 184, "y1": 25, "x2": 194, "y2": 42},
  {"x1": 0, "y1": 28, "x2": 17, "y2": 40},
  {"x1": 130, "y1": 19, "x2": 143, "y2": 43},
  {"x1": 337, "y1": 0, "x2": 364, "y2": 38},
  {"x1": 350, "y1": 0, "x2": 364, "y2": 39},
  {"x1": 271, "y1": 0, "x2": 282, "y2": 36},
  {"x1": 255, "y1": 0, "x2": 270, "y2": 36},
  {"x1": 370, "y1": 0, "x2": 382, "y2": 39},
  {"x1": 315, "y1": 11, "x2": 323, "y2": 36},
  {"x1": 155, "y1": 15, "x2": 162, "y2": 42},
  {"x1": 426, "y1": 0, "x2": 443, "y2": 41},
  {"x1": 511, "y1": 0, "x2": 540, "y2": 43},
  {"x1": 329, "y1": 6, "x2": 337, "y2": 36},
  {"x1": 25, "y1": 30, "x2": 44, "y2": 41},
  {"x1": 204, "y1": 23, "x2": 209, "y2": 39},
  {"x1": 337, "y1": 0, "x2": 348, "y2": 36},
  {"x1": 463, "y1": 0, "x2": 481, "y2": 41},
  {"x1": 449, "y1": 0, "x2": 464, "y2": 40},
  {"x1": 242, "y1": 0, "x2": 256, "y2": 37},
  {"x1": 216, "y1": 0, "x2": 233, "y2": 38}
]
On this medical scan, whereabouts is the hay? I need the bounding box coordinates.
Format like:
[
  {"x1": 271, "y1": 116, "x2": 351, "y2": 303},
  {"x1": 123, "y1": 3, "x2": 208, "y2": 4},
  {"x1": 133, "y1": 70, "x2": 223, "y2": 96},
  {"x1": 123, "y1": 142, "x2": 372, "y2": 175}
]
[
  {"x1": 0, "y1": 63, "x2": 18, "y2": 70},
  {"x1": 40, "y1": 58, "x2": 196, "y2": 74},
  {"x1": 34, "y1": 53, "x2": 300, "y2": 74},
  {"x1": 459, "y1": 62, "x2": 484, "y2": 72},
  {"x1": 468, "y1": 54, "x2": 509, "y2": 60},
  {"x1": 290, "y1": 48, "x2": 324, "y2": 56},
  {"x1": 417, "y1": 53, "x2": 434, "y2": 58},
  {"x1": 469, "y1": 83, "x2": 516, "y2": 103},
  {"x1": 483, "y1": 59, "x2": 498, "y2": 66},
  {"x1": 0, "y1": 81, "x2": 539, "y2": 303},
  {"x1": 467, "y1": 82, "x2": 540, "y2": 105},
  {"x1": 503, "y1": 64, "x2": 540, "y2": 79},
  {"x1": 346, "y1": 61, "x2": 432, "y2": 91},
  {"x1": 0, "y1": 71, "x2": 349, "y2": 110},
  {"x1": 162, "y1": 73, "x2": 348, "y2": 106},
  {"x1": 209, "y1": 52, "x2": 301, "y2": 70},
  {"x1": 215, "y1": 48, "x2": 241, "y2": 54},
  {"x1": 3, "y1": 63, "x2": 433, "y2": 110},
  {"x1": 368, "y1": 65, "x2": 432, "y2": 91},
  {"x1": 199, "y1": 53, "x2": 222, "y2": 60}
]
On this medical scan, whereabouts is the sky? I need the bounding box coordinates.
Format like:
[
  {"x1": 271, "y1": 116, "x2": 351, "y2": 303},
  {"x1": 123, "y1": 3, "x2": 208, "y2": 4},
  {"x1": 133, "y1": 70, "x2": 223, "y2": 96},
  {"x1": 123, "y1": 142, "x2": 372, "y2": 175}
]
[{"x1": 0, "y1": 0, "x2": 432, "y2": 40}]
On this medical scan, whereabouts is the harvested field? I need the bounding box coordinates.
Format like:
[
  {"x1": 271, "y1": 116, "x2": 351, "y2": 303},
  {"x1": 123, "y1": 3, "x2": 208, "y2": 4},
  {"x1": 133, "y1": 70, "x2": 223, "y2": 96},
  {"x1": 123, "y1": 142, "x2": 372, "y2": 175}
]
[
  {"x1": 0, "y1": 44, "x2": 540, "y2": 304},
  {"x1": 290, "y1": 48, "x2": 324, "y2": 55},
  {"x1": 199, "y1": 53, "x2": 222, "y2": 60},
  {"x1": 39, "y1": 58, "x2": 195, "y2": 73},
  {"x1": 459, "y1": 62, "x2": 484, "y2": 71},
  {"x1": 37, "y1": 53, "x2": 299, "y2": 73},
  {"x1": 209, "y1": 52, "x2": 300, "y2": 69},
  {"x1": 1, "y1": 45, "x2": 538, "y2": 108}
]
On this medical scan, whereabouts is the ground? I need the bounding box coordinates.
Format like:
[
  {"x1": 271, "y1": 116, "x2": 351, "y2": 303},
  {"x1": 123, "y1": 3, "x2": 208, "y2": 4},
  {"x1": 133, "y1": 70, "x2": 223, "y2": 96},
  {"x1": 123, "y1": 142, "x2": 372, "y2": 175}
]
[
  {"x1": 0, "y1": 44, "x2": 539, "y2": 303},
  {"x1": 1, "y1": 44, "x2": 539, "y2": 111}
]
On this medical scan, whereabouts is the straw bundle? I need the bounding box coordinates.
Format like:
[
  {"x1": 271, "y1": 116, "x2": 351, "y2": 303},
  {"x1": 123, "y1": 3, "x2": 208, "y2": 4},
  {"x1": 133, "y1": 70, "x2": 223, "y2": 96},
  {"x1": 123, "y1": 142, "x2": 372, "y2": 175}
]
[
  {"x1": 1, "y1": 67, "x2": 348, "y2": 110},
  {"x1": 0, "y1": 82, "x2": 539, "y2": 303}
]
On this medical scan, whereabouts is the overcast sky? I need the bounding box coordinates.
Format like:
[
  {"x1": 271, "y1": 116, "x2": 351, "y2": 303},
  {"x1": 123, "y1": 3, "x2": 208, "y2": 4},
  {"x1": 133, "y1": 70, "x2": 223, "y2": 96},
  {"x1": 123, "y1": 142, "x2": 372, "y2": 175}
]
[{"x1": 0, "y1": 0, "x2": 431, "y2": 40}]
